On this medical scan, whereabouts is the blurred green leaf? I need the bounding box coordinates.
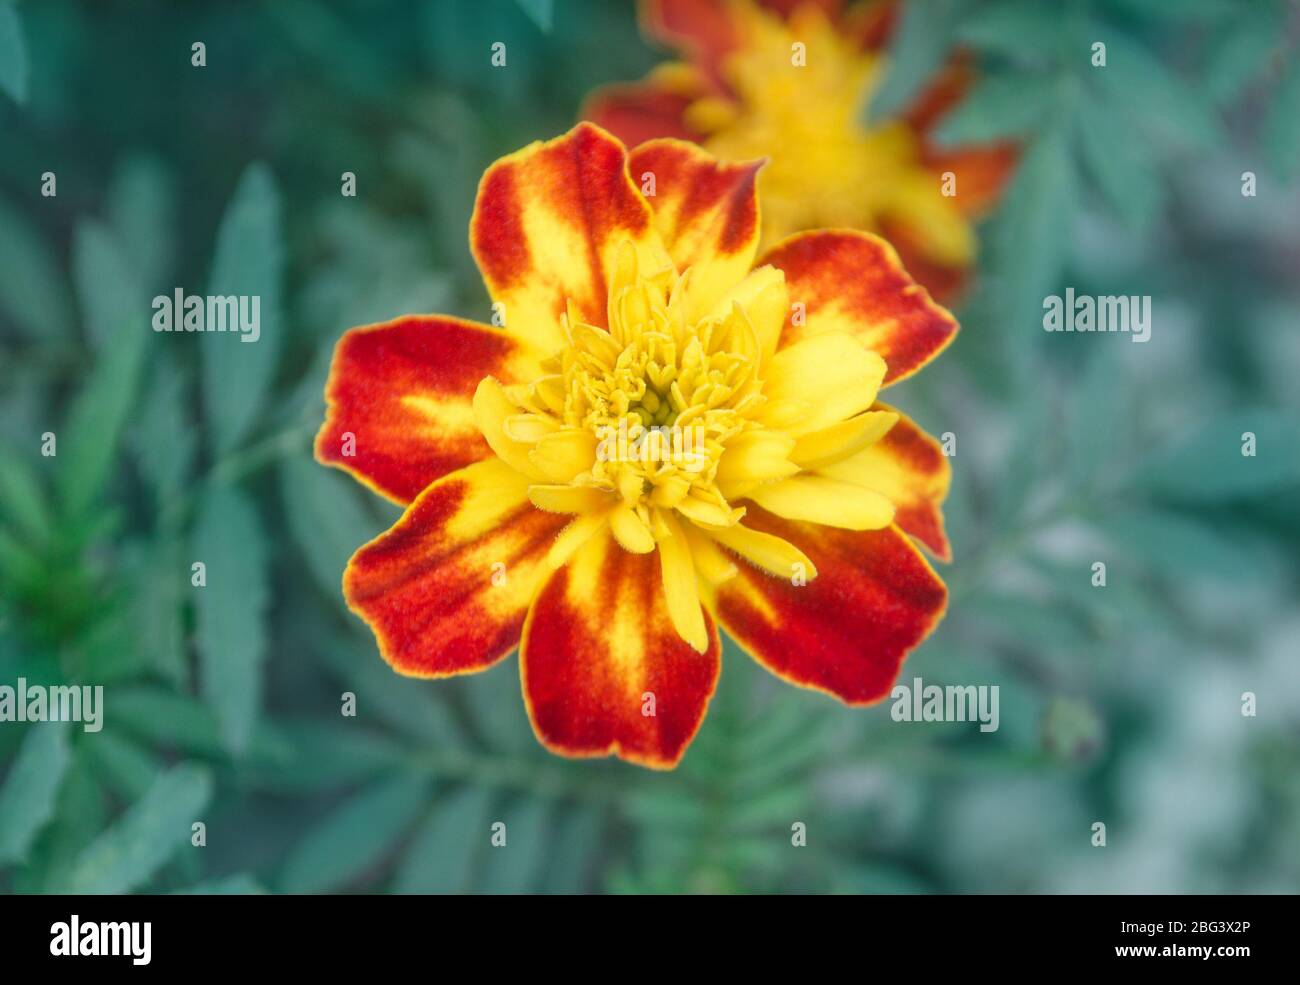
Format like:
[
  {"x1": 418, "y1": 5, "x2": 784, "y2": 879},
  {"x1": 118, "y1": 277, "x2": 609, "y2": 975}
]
[
  {"x1": 932, "y1": 74, "x2": 1055, "y2": 147},
  {"x1": 1263, "y1": 54, "x2": 1300, "y2": 181},
  {"x1": 394, "y1": 785, "x2": 494, "y2": 893},
  {"x1": 0, "y1": 441, "x2": 51, "y2": 543},
  {"x1": 870, "y1": 0, "x2": 966, "y2": 119},
  {"x1": 62, "y1": 763, "x2": 213, "y2": 893},
  {"x1": 1075, "y1": 92, "x2": 1161, "y2": 227},
  {"x1": 515, "y1": 0, "x2": 553, "y2": 33},
  {"x1": 72, "y1": 219, "x2": 146, "y2": 351},
  {"x1": 56, "y1": 318, "x2": 148, "y2": 519},
  {"x1": 106, "y1": 156, "x2": 176, "y2": 289},
  {"x1": 133, "y1": 356, "x2": 197, "y2": 510},
  {"x1": 1102, "y1": 508, "x2": 1259, "y2": 581},
  {"x1": 0, "y1": 723, "x2": 71, "y2": 865},
  {"x1": 203, "y1": 163, "x2": 284, "y2": 455},
  {"x1": 0, "y1": 0, "x2": 28, "y2": 104},
  {"x1": 192, "y1": 486, "x2": 270, "y2": 754},
  {"x1": 955, "y1": 0, "x2": 1064, "y2": 60},
  {"x1": 279, "y1": 773, "x2": 430, "y2": 893},
  {"x1": 477, "y1": 797, "x2": 549, "y2": 894},
  {"x1": 83, "y1": 732, "x2": 161, "y2": 802},
  {"x1": 1092, "y1": 32, "x2": 1219, "y2": 148},
  {"x1": 0, "y1": 198, "x2": 73, "y2": 339},
  {"x1": 1203, "y1": 8, "x2": 1284, "y2": 106},
  {"x1": 281, "y1": 453, "x2": 380, "y2": 603},
  {"x1": 1137, "y1": 411, "x2": 1300, "y2": 502}
]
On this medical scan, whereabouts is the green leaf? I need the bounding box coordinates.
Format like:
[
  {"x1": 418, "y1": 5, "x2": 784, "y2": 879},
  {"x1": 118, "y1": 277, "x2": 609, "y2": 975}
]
[
  {"x1": 172, "y1": 874, "x2": 264, "y2": 894},
  {"x1": 1075, "y1": 92, "x2": 1161, "y2": 227},
  {"x1": 1137, "y1": 411, "x2": 1300, "y2": 502},
  {"x1": 394, "y1": 786, "x2": 494, "y2": 893},
  {"x1": 56, "y1": 317, "x2": 148, "y2": 519},
  {"x1": 931, "y1": 73, "x2": 1055, "y2": 147},
  {"x1": 515, "y1": 0, "x2": 553, "y2": 33},
  {"x1": 71, "y1": 220, "x2": 146, "y2": 351},
  {"x1": 0, "y1": 723, "x2": 71, "y2": 865},
  {"x1": 83, "y1": 732, "x2": 161, "y2": 802},
  {"x1": 61, "y1": 764, "x2": 213, "y2": 893},
  {"x1": 111, "y1": 687, "x2": 289, "y2": 762},
  {"x1": 0, "y1": 0, "x2": 28, "y2": 104},
  {"x1": 0, "y1": 441, "x2": 51, "y2": 543},
  {"x1": 1101, "y1": 508, "x2": 1259, "y2": 582},
  {"x1": 1203, "y1": 9, "x2": 1284, "y2": 106},
  {"x1": 133, "y1": 357, "x2": 197, "y2": 510},
  {"x1": 1263, "y1": 55, "x2": 1300, "y2": 182},
  {"x1": 955, "y1": 0, "x2": 1064, "y2": 61},
  {"x1": 203, "y1": 163, "x2": 284, "y2": 454},
  {"x1": 870, "y1": 0, "x2": 965, "y2": 119},
  {"x1": 476, "y1": 797, "x2": 549, "y2": 894},
  {"x1": 279, "y1": 773, "x2": 431, "y2": 893},
  {"x1": 0, "y1": 197, "x2": 75, "y2": 340},
  {"x1": 280, "y1": 452, "x2": 380, "y2": 603},
  {"x1": 192, "y1": 486, "x2": 270, "y2": 754},
  {"x1": 1092, "y1": 33, "x2": 1219, "y2": 149},
  {"x1": 990, "y1": 128, "x2": 1076, "y2": 332},
  {"x1": 107, "y1": 156, "x2": 176, "y2": 289}
]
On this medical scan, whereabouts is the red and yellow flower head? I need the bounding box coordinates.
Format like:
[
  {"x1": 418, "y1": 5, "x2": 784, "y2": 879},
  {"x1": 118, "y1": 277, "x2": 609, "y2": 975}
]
[
  {"x1": 316, "y1": 122, "x2": 953, "y2": 769},
  {"x1": 585, "y1": 0, "x2": 1017, "y2": 300}
]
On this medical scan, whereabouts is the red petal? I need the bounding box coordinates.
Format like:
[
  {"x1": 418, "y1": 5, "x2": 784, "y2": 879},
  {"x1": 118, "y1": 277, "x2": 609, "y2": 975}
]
[
  {"x1": 760, "y1": 230, "x2": 958, "y2": 386},
  {"x1": 628, "y1": 138, "x2": 762, "y2": 312},
  {"x1": 641, "y1": 0, "x2": 741, "y2": 85},
  {"x1": 711, "y1": 507, "x2": 947, "y2": 704},
  {"x1": 344, "y1": 459, "x2": 570, "y2": 677},
  {"x1": 583, "y1": 78, "x2": 702, "y2": 148},
  {"x1": 314, "y1": 315, "x2": 539, "y2": 504},
  {"x1": 470, "y1": 123, "x2": 665, "y2": 347},
  {"x1": 521, "y1": 529, "x2": 721, "y2": 768}
]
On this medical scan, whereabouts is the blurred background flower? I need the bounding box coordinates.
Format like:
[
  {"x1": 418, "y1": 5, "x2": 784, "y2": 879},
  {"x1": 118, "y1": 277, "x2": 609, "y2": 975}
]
[{"x1": 0, "y1": 0, "x2": 1297, "y2": 894}]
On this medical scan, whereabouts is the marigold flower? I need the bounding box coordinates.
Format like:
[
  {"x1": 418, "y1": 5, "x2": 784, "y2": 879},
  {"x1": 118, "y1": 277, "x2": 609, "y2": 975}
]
[
  {"x1": 584, "y1": 0, "x2": 1017, "y2": 299},
  {"x1": 316, "y1": 122, "x2": 953, "y2": 768}
]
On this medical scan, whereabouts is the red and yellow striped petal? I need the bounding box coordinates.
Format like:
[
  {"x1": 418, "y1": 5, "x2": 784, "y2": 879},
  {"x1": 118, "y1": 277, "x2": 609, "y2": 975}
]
[
  {"x1": 343, "y1": 458, "x2": 570, "y2": 678},
  {"x1": 521, "y1": 528, "x2": 721, "y2": 768},
  {"x1": 709, "y1": 505, "x2": 947, "y2": 705},
  {"x1": 760, "y1": 230, "x2": 958, "y2": 386},
  {"x1": 923, "y1": 145, "x2": 1018, "y2": 218},
  {"x1": 314, "y1": 315, "x2": 539, "y2": 504},
  {"x1": 470, "y1": 123, "x2": 669, "y2": 351},
  {"x1": 628, "y1": 139, "x2": 762, "y2": 318},
  {"x1": 817, "y1": 403, "x2": 952, "y2": 561}
]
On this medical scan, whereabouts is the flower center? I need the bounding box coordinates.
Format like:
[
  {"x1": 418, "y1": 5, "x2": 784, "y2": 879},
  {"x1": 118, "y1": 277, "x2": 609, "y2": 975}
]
[{"x1": 551, "y1": 263, "x2": 765, "y2": 525}]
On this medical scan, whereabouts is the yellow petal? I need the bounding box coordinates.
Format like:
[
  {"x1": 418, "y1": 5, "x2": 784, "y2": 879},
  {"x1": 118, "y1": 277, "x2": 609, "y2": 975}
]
[
  {"x1": 707, "y1": 265, "x2": 788, "y2": 360},
  {"x1": 789, "y1": 410, "x2": 898, "y2": 470},
  {"x1": 682, "y1": 522, "x2": 739, "y2": 584},
  {"x1": 473, "y1": 377, "x2": 548, "y2": 481},
  {"x1": 657, "y1": 510, "x2": 709, "y2": 653},
  {"x1": 703, "y1": 521, "x2": 816, "y2": 580},
  {"x1": 528, "y1": 484, "x2": 612, "y2": 514},
  {"x1": 610, "y1": 503, "x2": 656, "y2": 553},
  {"x1": 529, "y1": 429, "x2": 597, "y2": 483},
  {"x1": 758, "y1": 333, "x2": 886, "y2": 436},
  {"x1": 747, "y1": 475, "x2": 895, "y2": 530}
]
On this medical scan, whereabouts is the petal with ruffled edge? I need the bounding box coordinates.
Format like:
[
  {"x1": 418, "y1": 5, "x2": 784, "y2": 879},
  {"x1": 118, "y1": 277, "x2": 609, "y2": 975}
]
[
  {"x1": 817, "y1": 403, "x2": 952, "y2": 561},
  {"x1": 521, "y1": 528, "x2": 721, "y2": 768},
  {"x1": 629, "y1": 138, "x2": 763, "y2": 319},
  {"x1": 708, "y1": 505, "x2": 947, "y2": 704},
  {"x1": 343, "y1": 458, "x2": 571, "y2": 677},
  {"x1": 470, "y1": 122, "x2": 670, "y2": 352},
  {"x1": 314, "y1": 316, "x2": 540, "y2": 505},
  {"x1": 761, "y1": 230, "x2": 958, "y2": 386}
]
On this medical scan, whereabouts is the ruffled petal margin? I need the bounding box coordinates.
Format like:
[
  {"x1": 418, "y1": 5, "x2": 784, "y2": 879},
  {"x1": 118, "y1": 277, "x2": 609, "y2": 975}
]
[
  {"x1": 343, "y1": 458, "x2": 570, "y2": 677},
  {"x1": 470, "y1": 122, "x2": 669, "y2": 351},
  {"x1": 709, "y1": 505, "x2": 947, "y2": 704},
  {"x1": 314, "y1": 315, "x2": 540, "y2": 504},
  {"x1": 760, "y1": 229, "x2": 958, "y2": 386},
  {"x1": 521, "y1": 528, "x2": 721, "y2": 769}
]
